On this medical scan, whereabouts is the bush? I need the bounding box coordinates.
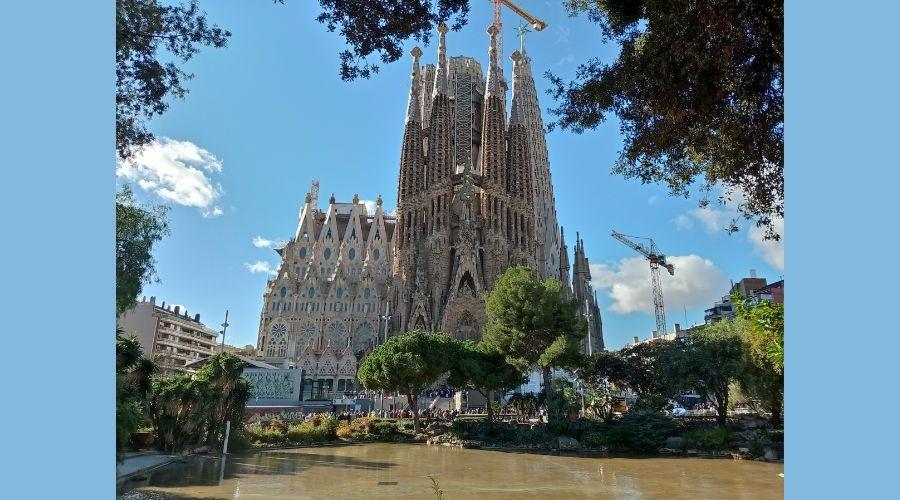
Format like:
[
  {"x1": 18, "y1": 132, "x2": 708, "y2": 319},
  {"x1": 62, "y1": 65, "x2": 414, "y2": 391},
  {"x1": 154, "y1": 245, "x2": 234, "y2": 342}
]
[
  {"x1": 262, "y1": 427, "x2": 287, "y2": 444},
  {"x1": 519, "y1": 426, "x2": 551, "y2": 446},
  {"x1": 682, "y1": 427, "x2": 734, "y2": 451},
  {"x1": 371, "y1": 420, "x2": 399, "y2": 441},
  {"x1": 336, "y1": 423, "x2": 353, "y2": 440},
  {"x1": 286, "y1": 421, "x2": 334, "y2": 443},
  {"x1": 748, "y1": 436, "x2": 769, "y2": 456},
  {"x1": 266, "y1": 418, "x2": 289, "y2": 433},
  {"x1": 228, "y1": 429, "x2": 252, "y2": 452},
  {"x1": 603, "y1": 412, "x2": 676, "y2": 453},
  {"x1": 767, "y1": 429, "x2": 784, "y2": 442},
  {"x1": 581, "y1": 431, "x2": 606, "y2": 448}
]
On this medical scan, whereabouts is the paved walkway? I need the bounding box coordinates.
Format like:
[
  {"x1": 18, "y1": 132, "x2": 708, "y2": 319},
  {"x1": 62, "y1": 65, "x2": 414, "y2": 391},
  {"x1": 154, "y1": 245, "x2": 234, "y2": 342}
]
[{"x1": 116, "y1": 453, "x2": 176, "y2": 479}]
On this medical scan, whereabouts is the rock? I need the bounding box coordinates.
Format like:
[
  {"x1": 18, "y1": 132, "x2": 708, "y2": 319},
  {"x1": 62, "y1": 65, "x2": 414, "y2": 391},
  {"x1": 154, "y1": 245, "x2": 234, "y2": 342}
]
[
  {"x1": 665, "y1": 437, "x2": 684, "y2": 450},
  {"x1": 556, "y1": 436, "x2": 581, "y2": 451},
  {"x1": 460, "y1": 440, "x2": 482, "y2": 449},
  {"x1": 764, "y1": 447, "x2": 778, "y2": 460},
  {"x1": 738, "y1": 447, "x2": 750, "y2": 454}
]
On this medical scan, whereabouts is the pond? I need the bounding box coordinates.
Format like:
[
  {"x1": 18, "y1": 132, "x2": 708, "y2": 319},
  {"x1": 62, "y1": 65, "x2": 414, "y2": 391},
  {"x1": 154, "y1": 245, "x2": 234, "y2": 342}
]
[{"x1": 118, "y1": 443, "x2": 783, "y2": 499}]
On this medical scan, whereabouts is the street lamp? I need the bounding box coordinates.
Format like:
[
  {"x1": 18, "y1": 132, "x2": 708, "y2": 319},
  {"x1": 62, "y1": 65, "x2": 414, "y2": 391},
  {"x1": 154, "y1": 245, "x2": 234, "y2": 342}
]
[
  {"x1": 378, "y1": 302, "x2": 392, "y2": 415},
  {"x1": 572, "y1": 368, "x2": 586, "y2": 417}
]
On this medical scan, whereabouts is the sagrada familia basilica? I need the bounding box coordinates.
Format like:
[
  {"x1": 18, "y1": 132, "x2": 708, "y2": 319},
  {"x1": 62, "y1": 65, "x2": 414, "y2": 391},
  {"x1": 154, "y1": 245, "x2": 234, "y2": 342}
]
[{"x1": 255, "y1": 23, "x2": 603, "y2": 391}]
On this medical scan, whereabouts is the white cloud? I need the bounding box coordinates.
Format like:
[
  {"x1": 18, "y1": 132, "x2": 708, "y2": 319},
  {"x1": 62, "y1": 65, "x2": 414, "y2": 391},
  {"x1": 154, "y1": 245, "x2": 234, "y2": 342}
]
[
  {"x1": 748, "y1": 217, "x2": 784, "y2": 270},
  {"x1": 689, "y1": 206, "x2": 735, "y2": 233},
  {"x1": 554, "y1": 25, "x2": 571, "y2": 44},
  {"x1": 116, "y1": 137, "x2": 224, "y2": 217},
  {"x1": 360, "y1": 199, "x2": 378, "y2": 214},
  {"x1": 244, "y1": 261, "x2": 277, "y2": 275},
  {"x1": 252, "y1": 236, "x2": 286, "y2": 249},
  {"x1": 674, "y1": 214, "x2": 694, "y2": 231},
  {"x1": 591, "y1": 255, "x2": 731, "y2": 315},
  {"x1": 554, "y1": 54, "x2": 575, "y2": 66}
]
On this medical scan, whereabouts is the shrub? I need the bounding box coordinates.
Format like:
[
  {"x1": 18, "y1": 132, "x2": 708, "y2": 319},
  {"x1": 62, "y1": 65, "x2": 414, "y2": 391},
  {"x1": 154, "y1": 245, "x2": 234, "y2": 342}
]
[
  {"x1": 603, "y1": 412, "x2": 676, "y2": 453},
  {"x1": 682, "y1": 427, "x2": 734, "y2": 451},
  {"x1": 748, "y1": 436, "x2": 769, "y2": 456},
  {"x1": 228, "y1": 429, "x2": 252, "y2": 452},
  {"x1": 350, "y1": 417, "x2": 373, "y2": 433},
  {"x1": 266, "y1": 418, "x2": 289, "y2": 433},
  {"x1": 372, "y1": 420, "x2": 399, "y2": 441},
  {"x1": 767, "y1": 429, "x2": 784, "y2": 442},
  {"x1": 519, "y1": 426, "x2": 551, "y2": 446},
  {"x1": 262, "y1": 427, "x2": 287, "y2": 444},
  {"x1": 336, "y1": 423, "x2": 353, "y2": 440},
  {"x1": 581, "y1": 431, "x2": 606, "y2": 448}
]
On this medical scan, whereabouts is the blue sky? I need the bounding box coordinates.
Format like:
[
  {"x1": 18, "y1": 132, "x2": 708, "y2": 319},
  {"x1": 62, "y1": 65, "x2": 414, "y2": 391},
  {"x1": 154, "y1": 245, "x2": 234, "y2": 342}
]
[{"x1": 122, "y1": 0, "x2": 784, "y2": 350}]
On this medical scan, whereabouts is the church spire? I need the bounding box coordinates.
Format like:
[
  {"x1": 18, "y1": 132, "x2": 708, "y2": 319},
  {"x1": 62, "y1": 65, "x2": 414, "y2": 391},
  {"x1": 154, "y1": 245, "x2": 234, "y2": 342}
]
[
  {"x1": 485, "y1": 24, "x2": 503, "y2": 98},
  {"x1": 406, "y1": 46, "x2": 423, "y2": 124},
  {"x1": 433, "y1": 23, "x2": 449, "y2": 97}
]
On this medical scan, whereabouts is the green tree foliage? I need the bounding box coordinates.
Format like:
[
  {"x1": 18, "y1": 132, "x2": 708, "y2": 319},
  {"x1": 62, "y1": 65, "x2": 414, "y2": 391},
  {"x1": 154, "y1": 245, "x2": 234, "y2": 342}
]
[
  {"x1": 506, "y1": 393, "x2": 539, "y2": 423},
  {"x1": 357, "y1": 330, "x2": 455, "y2": 433},
  {"x1": 116, "y1": 186, "x2": 170, "y2": 315},
  {"x1": 669, "y1": 323, "x2": 745, "y2": 426},
  {"x1": 734, "y1": 292, "x2": 784, "y2": 373},
  {"x1": 447, "y1": 341, "x2": 526, "y2": 422},
  {"x1": 116, "y1": 329, "x2": 157, "y2": 459},
  {"x1": 482, "y1": 266, "x2": 587, "y2": 412},
  {"x1": 550, "y1": 0, "x2": 783, "y2": 238},
  {"x1": 148, "y1": 374, "x2": 218, "y2": 452},
  {"x1": 306, "y1": 0, "x2": 469, "y2": 81},
  {"x1": 592, "y1": 340, "x2": 680, "y2": 399},
  {"x1": 194, "y1": 353, "x2": 252, "y2": 444},
  {"x1": 116, "y1": 0, "x2": 230, "y2": 159}
]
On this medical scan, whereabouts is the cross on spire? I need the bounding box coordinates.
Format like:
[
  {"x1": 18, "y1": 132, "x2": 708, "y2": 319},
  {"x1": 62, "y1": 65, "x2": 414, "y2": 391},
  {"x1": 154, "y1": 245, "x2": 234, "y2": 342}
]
[{"x1": 516, "y1": 22, "x2": 530, "y2": 53}]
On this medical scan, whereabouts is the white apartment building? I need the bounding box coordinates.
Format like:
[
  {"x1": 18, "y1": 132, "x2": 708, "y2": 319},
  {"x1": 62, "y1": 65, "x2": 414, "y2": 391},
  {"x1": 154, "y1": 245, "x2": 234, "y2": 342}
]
[{"x1": 117, "y1": 296, "x2": 220, "y2": 375}]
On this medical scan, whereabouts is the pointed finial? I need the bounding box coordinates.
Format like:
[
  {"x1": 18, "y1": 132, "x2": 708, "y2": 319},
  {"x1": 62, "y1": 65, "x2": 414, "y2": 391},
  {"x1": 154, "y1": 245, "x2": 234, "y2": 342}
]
[
  {"x1": 329, "y1": 193, "x2": 336, "y2": 204},
  {"x1": 485, "y1": 24, "x2": 502, "y2": 97},
  {"x1": 406, "y1": 47, "x2": 423, "y2": 123},
  {"x1": 352, "y1": 193, "x2": 359, "y2": 204},
  {"x1": 433, "y1": 23, "x2": 449, "y2": 96},
  {"x1": 376, "y1": 194, "x2": 383, "y2": 207},
  {"x1": 517, "y1": 22, "x2": 530, "y2": 54},
  {"x1": 305, "y1": 192, "x2": 312, "y2": 204}
]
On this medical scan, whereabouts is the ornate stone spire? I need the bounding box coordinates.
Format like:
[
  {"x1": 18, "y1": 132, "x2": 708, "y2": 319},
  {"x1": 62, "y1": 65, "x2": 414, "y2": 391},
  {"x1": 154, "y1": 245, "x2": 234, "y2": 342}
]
[
  {"x1": 509, "y1": 50, "x2": 525, "y2": 125},
  {"x1": 433, "y1": 23, "x2": 449, "y2": 96},
  {"x1": 406, "y1": 46, "x2": 423, "y2": 124},
  {"x1": 485, "y1": 24, "x2": 503, "y2": 98}
]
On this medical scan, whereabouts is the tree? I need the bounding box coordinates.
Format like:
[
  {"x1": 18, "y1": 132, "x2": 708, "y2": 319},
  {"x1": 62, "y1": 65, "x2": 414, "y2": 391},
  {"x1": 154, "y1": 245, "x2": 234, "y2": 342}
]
[
  {"x1": 116, "y1": 0, "x2": 230, "y2": 159},
  {"x1": 194, "y1": 353, "x2": 251, "y2": 444},
  {"x1": 307, "y1": 0, "x2": 469, "y2": 81},
  {"x1": 357, "y1": 330, "x2": 455, "y2": 433},
  {"x1": 148, "y1": 374, "x2": 218, "y2": 452},
  {"x1": 734, "y1": 292, "x2": 784, "y2": 373},
  {"x1": 482, "y1": 266, "x2": 587, "y2": 419},
  {"x1": 671, "y1": 323, "x2": 745, "y2": 426},
  {"x1": 116, "y1": 328, "x2": 157, "y2": 460},
  {"x1": 304, "y1": 1, "x2": 782, "y2": 238},
  {"x1": 447, "y1": 341, "x2": 527, "y2": 422},
  {"x1": 116, "y1": 186, "x2": 170, "y2": 315},
  {"x1": 590, "y1": 340, "x2": 681, "y2": 403},
  {"x1": 549, "y1": 0, "x2": 783, "y2": 238}
]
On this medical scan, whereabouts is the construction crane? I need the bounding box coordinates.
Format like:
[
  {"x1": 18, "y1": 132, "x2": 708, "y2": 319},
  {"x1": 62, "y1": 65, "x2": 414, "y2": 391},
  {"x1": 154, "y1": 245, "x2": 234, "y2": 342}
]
[
  {"x1": 611, "y1": 230, "x2": 675, "y2": 337},
  {"x1": 493, "y1": 0, "x2": 548, "y2": 32},
  {"x1": 490, "y1": 0, "x2": 548, "y2": 67}
]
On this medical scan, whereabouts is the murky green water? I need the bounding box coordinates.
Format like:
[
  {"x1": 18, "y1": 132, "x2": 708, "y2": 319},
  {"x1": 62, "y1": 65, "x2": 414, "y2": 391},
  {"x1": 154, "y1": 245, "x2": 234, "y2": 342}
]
[{"x1": 118, "y1": 443, "x2": 783, "y2": 499}]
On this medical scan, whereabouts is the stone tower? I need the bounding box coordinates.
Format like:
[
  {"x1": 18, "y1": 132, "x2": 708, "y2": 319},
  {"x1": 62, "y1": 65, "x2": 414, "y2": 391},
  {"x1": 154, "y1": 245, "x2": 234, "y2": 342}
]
[{"x1": 392, "y1": 23, "x2": 566, "y2": 341}]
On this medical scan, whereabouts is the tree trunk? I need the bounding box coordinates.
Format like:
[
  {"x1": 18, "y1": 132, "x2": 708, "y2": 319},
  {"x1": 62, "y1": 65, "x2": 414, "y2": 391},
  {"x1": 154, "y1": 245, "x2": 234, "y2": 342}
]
[
  {"x1": 768, "y1": 386, "x2": 783, "y2": 428},
  {"x1": 716, "y1": 393, "x2": 728, "y2": 427},
  {"x1": 483, "y1": 390, "x2": 493, "y2": 423},
  {"x1": 407, "y1": 390, "x2": 421, "y2": 434},
  {"x1": 542, "y1": 365, "x2": 552, "y2": 423}
]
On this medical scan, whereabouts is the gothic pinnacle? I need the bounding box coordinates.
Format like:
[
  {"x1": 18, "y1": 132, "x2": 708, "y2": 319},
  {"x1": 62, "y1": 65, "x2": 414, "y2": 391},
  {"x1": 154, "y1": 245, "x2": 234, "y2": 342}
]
[
  {"x1": 406, "y1": 46, "x2": 423, "y2": 123},
  {"x1": 485, "y1": 24, "x2": 503, "y2": 98},
  {"x1": 433, "y1": 23, "x2": 449, "y2": 96}
]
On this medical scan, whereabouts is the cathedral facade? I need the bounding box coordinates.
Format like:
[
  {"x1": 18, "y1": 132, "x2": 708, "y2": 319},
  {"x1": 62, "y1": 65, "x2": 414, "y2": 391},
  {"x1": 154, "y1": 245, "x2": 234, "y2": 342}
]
[{"x1": 255, "y1": 23, "x2": 602, "y2": 391}]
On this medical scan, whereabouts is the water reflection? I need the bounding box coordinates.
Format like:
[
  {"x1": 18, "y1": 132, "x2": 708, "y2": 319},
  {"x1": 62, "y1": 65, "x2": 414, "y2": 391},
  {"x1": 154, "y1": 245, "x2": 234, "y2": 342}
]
[{"x1": 119, "y1": 443, "x2": 783, "y2": 499}]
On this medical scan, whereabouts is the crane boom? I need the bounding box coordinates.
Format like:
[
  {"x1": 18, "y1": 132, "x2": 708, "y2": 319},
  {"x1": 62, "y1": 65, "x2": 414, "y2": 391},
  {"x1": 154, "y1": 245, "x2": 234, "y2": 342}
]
[
  {"x1": 498, "y1": 0, "x2": 548, "y2": 31},
  {"x1": 611, "y1": 230, "x2": 675, "y2": 336}
]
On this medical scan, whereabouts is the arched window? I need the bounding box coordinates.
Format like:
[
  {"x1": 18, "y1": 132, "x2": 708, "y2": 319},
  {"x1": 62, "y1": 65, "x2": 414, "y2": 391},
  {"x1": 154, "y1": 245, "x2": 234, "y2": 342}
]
[
  {"x1": 280, "y1": 286, "x2": 286, "y2": 298},
  {"x1": 324, "y1": 248, "x2": 332, "y2": 260},
  {"x1": 373, "y1": 248, "x2": 381, "y2": 261},
  {"x1": 336, "y1": 288, "x2": 344, "y2": 299},
  {"x1": 348, "y1": 248, "x2": 356, "y2": 261},
  {"x1": 308, "y1": 287, "x2": 315, "y2": 298},
  {"x1": 299, "y1": 247, "x2": 307, "y2": 259},
  {"x1": 364, "y1": 288, "x2": 371, "y2": 300}
]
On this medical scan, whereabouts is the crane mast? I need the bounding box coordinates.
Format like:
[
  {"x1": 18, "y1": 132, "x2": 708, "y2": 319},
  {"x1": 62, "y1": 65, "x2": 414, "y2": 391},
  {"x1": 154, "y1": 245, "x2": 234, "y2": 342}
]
[
  {"x1": 491, "y1": 0, "x2": 548, "y2": 73},
  {"x1": 611, "y1": 230, "x2": 675, "y2": 337}
]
